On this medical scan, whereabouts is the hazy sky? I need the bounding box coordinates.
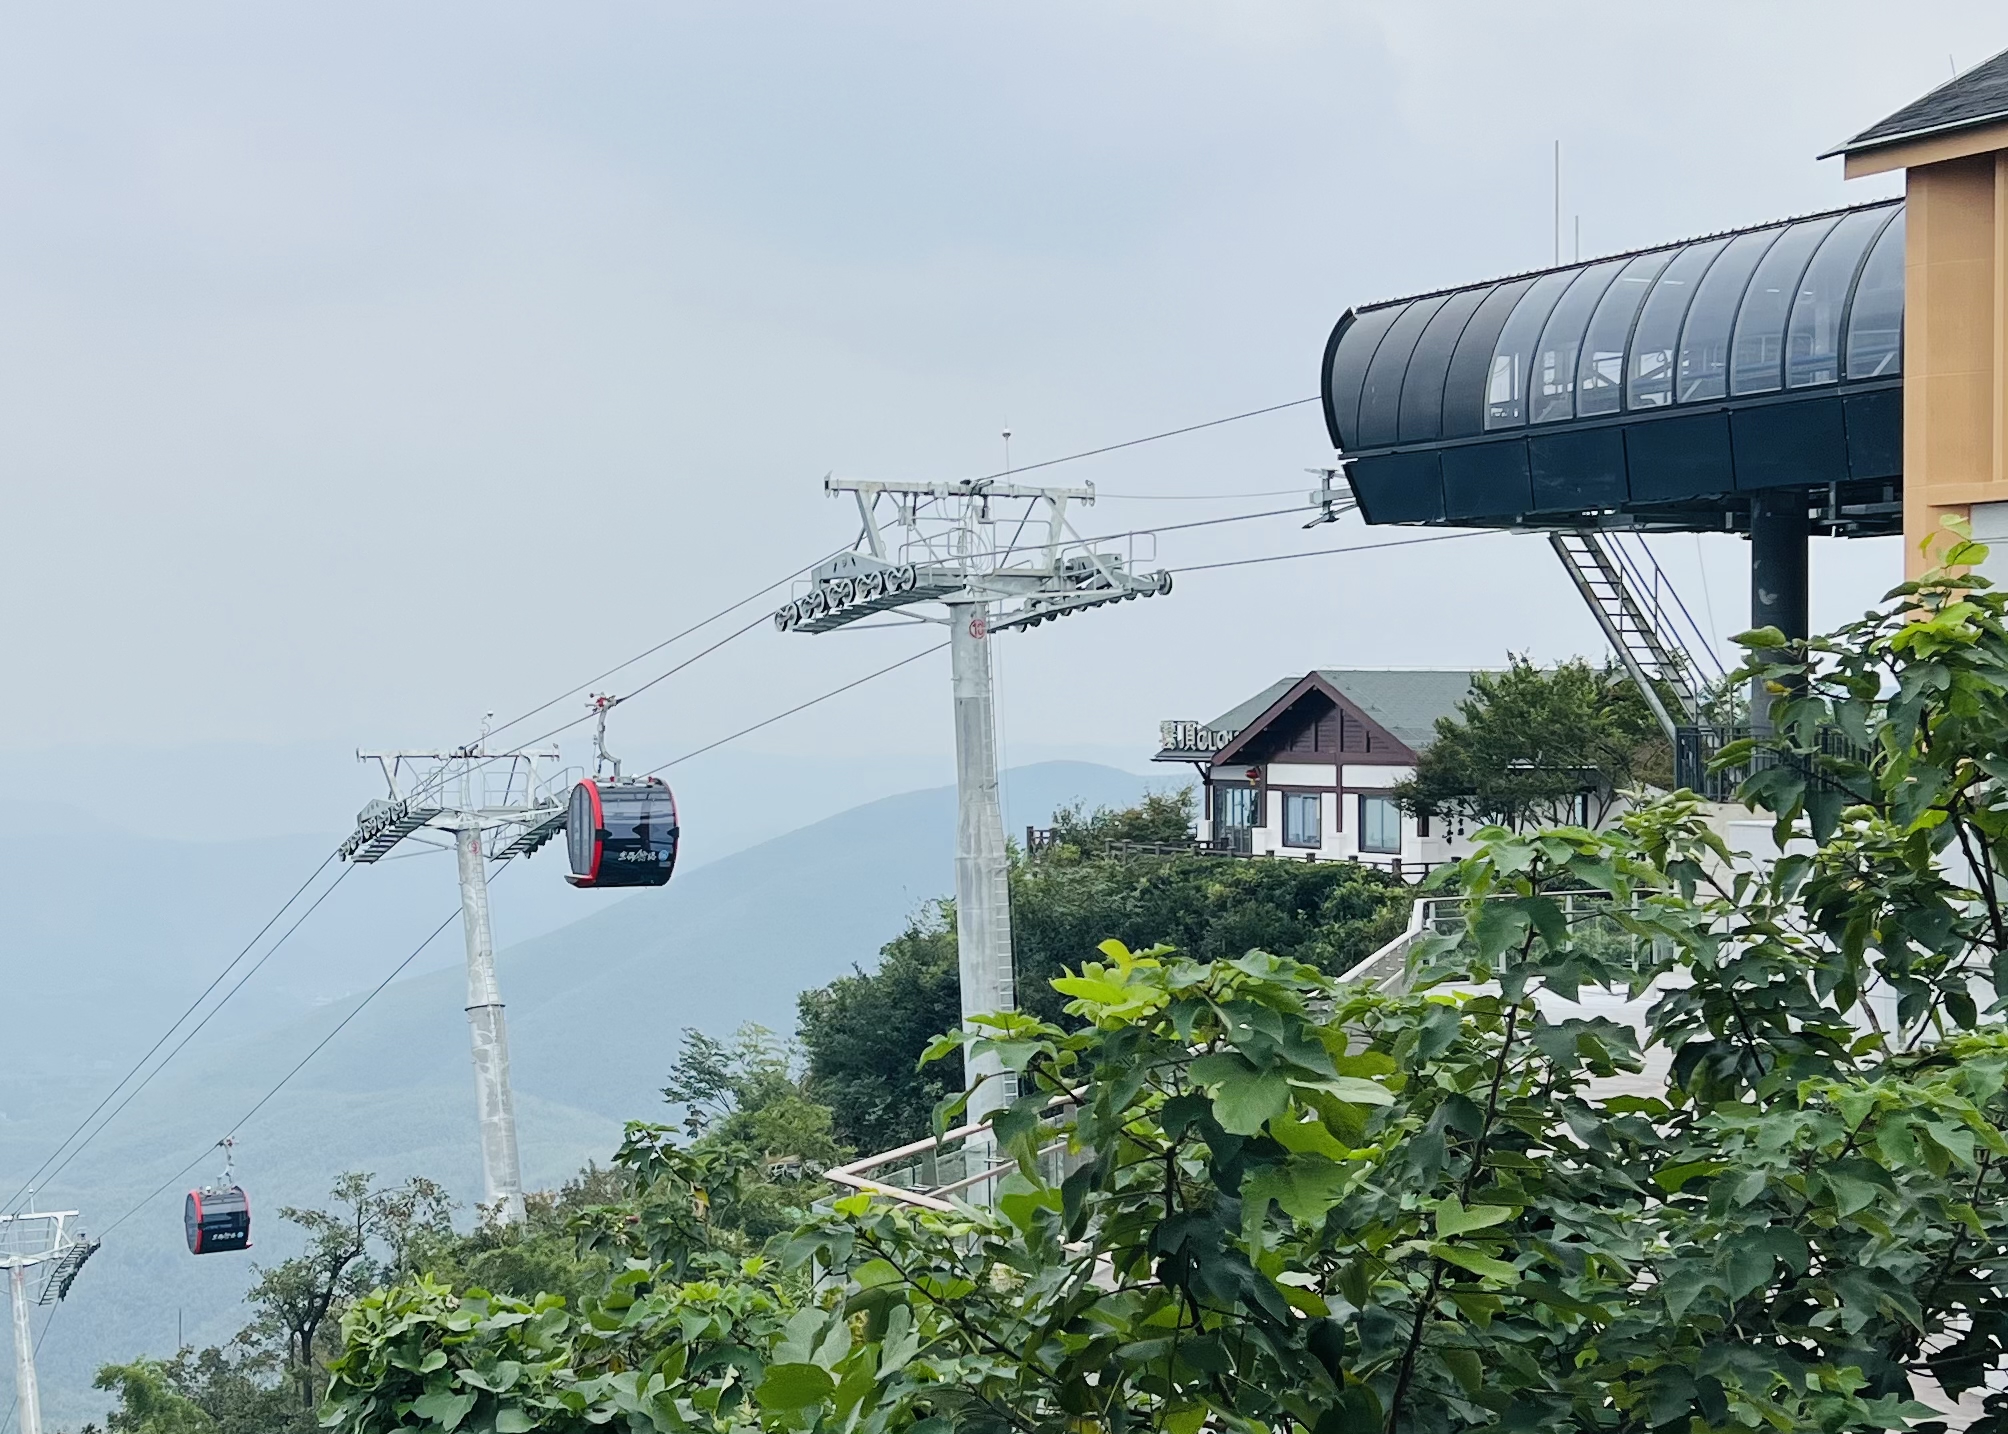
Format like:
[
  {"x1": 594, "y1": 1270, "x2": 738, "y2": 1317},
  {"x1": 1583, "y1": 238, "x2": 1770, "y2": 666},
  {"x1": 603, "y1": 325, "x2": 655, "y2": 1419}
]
[{"x1": 0, "y1": 2, "x2": 1995, "y2": 783}]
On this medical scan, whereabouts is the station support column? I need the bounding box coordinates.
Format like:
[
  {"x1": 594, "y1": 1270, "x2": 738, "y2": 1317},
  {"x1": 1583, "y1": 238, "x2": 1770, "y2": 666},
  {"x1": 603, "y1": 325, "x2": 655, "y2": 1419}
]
[
  {"x1": 456, "y1": 826, "x2": 526, "y2": 1226},
  {"x1": 947, "y1": 600, "x2": 1017, "y2": 1148},
  {"x1": 1750, "y1": 489, "x2": 1811, "y2": 728}
]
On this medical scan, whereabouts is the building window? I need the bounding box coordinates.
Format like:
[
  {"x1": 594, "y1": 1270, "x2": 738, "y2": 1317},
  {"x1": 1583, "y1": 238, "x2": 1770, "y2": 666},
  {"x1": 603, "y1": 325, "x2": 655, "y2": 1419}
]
[
  {"x1": 1216, "y1": 785, "x2": 1260, "y2": 830},
  {"x1": 1360, "y1": 795, "x2": 1402, "y2": 853},
  {"x1": 1283, "y1": 792, "x2": 1321, "y2": 847}
]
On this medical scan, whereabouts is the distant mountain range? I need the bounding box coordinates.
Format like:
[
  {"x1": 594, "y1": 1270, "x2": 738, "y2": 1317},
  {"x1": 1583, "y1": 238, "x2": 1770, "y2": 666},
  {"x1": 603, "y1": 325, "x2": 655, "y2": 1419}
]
[{"x1": 0, "y1": 761, "x2": 1160, "y2": 1428}]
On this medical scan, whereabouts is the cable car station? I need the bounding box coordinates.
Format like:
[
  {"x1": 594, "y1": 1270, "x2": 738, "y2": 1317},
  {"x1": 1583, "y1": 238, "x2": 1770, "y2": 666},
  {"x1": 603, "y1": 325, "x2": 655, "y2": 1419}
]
[{"x1": 1325, "y1": 49, "x2": 2008, "y2": 680}]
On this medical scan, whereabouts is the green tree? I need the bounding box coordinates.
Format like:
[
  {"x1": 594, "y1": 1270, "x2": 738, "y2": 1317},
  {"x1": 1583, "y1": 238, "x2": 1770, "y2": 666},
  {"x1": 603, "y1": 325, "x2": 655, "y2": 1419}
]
[
  {"x1": 797, "y1": 906, "x2": 965, "y2": 1155},
  {"x1": 409, "y1": 1163, "x2": 627, "y2": 1310},
  {"x1": 156, "y1": 1345, "x2": 296, "y2": 1434},
  {"x1": 801, "y1": 845, "x2": 1408, "y2": 1152},
  {"x1": 1041, "y1": 786, "x2": 1195, "y2": 858},
  {"x1": 1393, "y1": 652, "x2": 1669, "y2": 830},
  {"x1": 92, "y1": 1362, "x2": 215, "y2": 1434},
  {"x1": 239, "y1": 1172, "x2": 452, "y2": 1417},
  {"x1": 661, "y1": 1024, "x2": 851, "y2": 1241}
]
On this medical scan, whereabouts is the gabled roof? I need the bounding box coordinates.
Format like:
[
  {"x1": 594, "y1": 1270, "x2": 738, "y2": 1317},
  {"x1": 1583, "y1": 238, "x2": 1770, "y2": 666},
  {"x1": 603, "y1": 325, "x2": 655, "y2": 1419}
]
[
  {"x1": 1314, "y1": 670, "x2": 1478, "y2": 751},
  {"x1": 1201, "y1": 678, "x2": 1298, "y2": 736},
  {"x1": 1826, "y1": 47, "x2": 2008, "y2": 158},
  {"x1": 1204, "y1": 669, "x2": 1481, "y2": 768}
]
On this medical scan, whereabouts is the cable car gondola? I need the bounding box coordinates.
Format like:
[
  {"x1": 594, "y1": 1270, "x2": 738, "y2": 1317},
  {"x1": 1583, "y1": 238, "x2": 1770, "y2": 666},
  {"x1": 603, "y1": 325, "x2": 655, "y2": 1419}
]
[
  {"x1": 566, "y1": 776, "x2": 679, "y2": 888},
  {"x1": 185, "y1": 1140, "x2": 251, "y2": 1255},
  {"x1": 565, "y1": 695, "x2": 680, "y2": 889}
]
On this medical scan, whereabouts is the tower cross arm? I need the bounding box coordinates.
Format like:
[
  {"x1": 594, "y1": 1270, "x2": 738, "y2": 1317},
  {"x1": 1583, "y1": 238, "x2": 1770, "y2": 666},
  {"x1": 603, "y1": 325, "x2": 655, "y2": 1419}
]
[{"x1": 824, "y1": 476, "x2": 1096, "y2": 504}]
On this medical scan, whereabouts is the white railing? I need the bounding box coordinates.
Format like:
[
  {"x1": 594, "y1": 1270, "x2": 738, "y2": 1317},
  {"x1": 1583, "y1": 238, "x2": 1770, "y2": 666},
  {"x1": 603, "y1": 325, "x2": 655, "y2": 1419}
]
[{"x1": 823, "y1": 1095, "x2": 1082, "y2": 1213}]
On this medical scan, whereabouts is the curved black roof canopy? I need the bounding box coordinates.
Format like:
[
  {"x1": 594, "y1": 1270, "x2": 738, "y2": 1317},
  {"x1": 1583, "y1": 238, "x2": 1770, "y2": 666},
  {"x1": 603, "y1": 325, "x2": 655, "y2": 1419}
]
[{"x1": 1323, "y1": 199, "x2": 1905, "y2": 533}]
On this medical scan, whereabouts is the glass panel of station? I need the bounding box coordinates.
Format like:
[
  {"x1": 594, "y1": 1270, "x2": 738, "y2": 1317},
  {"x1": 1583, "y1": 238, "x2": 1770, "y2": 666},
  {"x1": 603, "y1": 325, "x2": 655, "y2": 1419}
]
[
  {"x1": 1484, "y1": 270, "x2": 1576, "y2": 428},
  {"x1": 1729, "y1": 216, "x2": 1839, "y2": 395},
  {"x1": 1627, "y1": 237, "x2": 1729, "y2": 410},
  {"x1": 1676, "y1": 227, "x2": 1783, "y2": 403},
  {"x1": 1575, "y1": 250, "x2": 1671, "y2": 417},
  {"x1": 1326, "y1": 303, "x2": 1410, "y2": 447},
  {"x1": 1397, "y1": 285, "x2": 1493, "y2": 442},
  {"x1": 1529, "y1": 258, "x2": 1627, "y2": 423},
  {"x1": 1845, "y1": 209, "x2": 1906, "y2": 379},
  {"x1": 1442, "y1": 278, "x2": 1535, "y2": 438},
  {"x1": 1785, "y1": 206, "x2": 1895, "y2": 388},
  {"x1": 1356, "y1": 295, "x2": 1448, "y2": 447}
]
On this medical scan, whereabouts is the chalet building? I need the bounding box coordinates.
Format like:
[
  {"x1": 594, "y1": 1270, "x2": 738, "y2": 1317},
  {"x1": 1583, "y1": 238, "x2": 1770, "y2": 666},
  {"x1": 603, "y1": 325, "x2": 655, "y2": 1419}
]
[{"x1": 1155, "y1": 670, "x2": 1482, "y2": 870}]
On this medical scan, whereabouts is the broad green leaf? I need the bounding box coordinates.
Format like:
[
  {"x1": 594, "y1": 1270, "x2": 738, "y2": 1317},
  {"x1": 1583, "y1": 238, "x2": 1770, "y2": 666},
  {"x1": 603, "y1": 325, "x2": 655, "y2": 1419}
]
[
  {"x1": 1440, "y1": 1347, "x2": 1483, "y2": 1397},
  {"x1": 1050, "y1": 975, "x2": 1131, "y2": 1004},
  {"x1": 851, "y1": 1258, "x2": 903, "y2": 1290},
  {"x1": 756, "y1": 1362, "x2": 836, "y2": 1411},
  {"x1": 411, "y1": 1390, "x2": 477, "y2": 1432},
  {"x1": 1428, "y1": 1242, "x2": 1518, "y2": 1284},
  {"x1": 1654, "y1": 1160, "x2": 1728, "y2": 1194},
  {"x1": 1191, "y1": 1054, "x2": 1291, "y2": 1135},
  {"x1": 1726, "y1": 1241, "x2": 1774, "y2": 1300},
  {"x1": 1433, "y1": 1196, "x2": 1513, "y2": 1238},
  {"x1": 1290, "y1": 1076, "x2": 1394, "y2": 1107}
]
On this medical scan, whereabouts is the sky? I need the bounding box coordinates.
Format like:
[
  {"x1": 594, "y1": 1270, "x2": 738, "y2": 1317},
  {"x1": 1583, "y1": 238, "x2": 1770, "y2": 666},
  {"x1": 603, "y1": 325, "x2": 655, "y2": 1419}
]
[{"x1": 0, "y1": 1, "x2": 1996, "y2": 811}]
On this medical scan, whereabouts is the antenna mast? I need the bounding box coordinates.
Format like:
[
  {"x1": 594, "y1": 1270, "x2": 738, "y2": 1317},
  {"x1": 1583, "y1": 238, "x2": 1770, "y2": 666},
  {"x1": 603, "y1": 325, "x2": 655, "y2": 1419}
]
[
  {"x1": 338, "y1": 740, "x2": 572, "y2": 1226},
  {"x1": 775, "y1": 475, "x2": 1175, "y2": 1147}
]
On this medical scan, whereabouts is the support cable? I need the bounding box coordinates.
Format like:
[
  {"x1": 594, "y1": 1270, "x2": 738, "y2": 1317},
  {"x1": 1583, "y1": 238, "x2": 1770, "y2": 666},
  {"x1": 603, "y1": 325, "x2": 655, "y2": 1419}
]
[
  {"x1": 98, "y1": 892, "x2": 474, "y2": 1241},
  {"x1": 638, "y1": 642, "x2": 949, "y2": 777},
  {"x1": 403, "y1": 610, "x2": 776, "y2": 808},
  {"x1": 0, "y1": 850, "x2": 343, "y2": 1216},
  {"x1": 19, "y1": 864, "x2": 358, "y2": 1206},
  {"x1": 1165, "y1": 529, "x2": 1497, "y2": 574},
  {"x1": 476, "y1": 549, "x2": 847, "y2": 749},
  {"x1": 929, "y1": 502, "x2": 1314, "y2": 571},
  {"x1": 1094, "y1": 487, "x2": 1307, "y2": 500},
  {"x1": 959, "y1": 396, "x2": 1318, "y2": 482}
]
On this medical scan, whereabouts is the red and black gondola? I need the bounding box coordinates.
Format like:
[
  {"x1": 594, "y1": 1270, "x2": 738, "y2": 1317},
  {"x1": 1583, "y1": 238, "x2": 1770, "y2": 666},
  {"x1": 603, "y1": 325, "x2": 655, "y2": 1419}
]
[
  {"x1": 185, "y1": 1184, "x2": 251, "y2": 1255},
  {"x1": 566, "y1": 776, "x2": 679, "y2": 888}
]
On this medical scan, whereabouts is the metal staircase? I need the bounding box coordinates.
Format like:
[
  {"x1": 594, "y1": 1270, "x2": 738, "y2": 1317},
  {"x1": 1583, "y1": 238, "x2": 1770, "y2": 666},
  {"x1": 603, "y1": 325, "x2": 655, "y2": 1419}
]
[{"x1": 1548, "y1": 530, "x2": 1718, "y2": 741}]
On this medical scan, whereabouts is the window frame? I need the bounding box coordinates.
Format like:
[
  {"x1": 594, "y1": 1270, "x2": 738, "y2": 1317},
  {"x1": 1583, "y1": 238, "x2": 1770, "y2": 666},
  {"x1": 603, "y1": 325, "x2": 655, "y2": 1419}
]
[
  {"x1": 1626, "y1": 237, "x2": 1731, "y2": 410},
  {"x1": 1358, "y1": 794, "x2": 1402, "y2": 854},
  {"x1": 1282, "y1": 791, "x2": 1322, "y2": 848},
  {"x1": 1575, "y1": 250, "x2": 1672, "y2": 418},
  {"x1": 1728, "y1": 216, "x2": 1840, "y2": 397},
  {"x1": 1215, "y1": 784, "x2": 1262, "y2": 831},
  {"x1": 1483, "y1": 270, "x2": 1577, "y2": 430},
  {"x1": 1844, "y1": 209, "x2": 1906, "y2": 381},
  {"x1": 1674, "y1": 227, "x2": 1784, "y2": 404},
  {"x1": 1784, "y1": 206, "x2": 1893, "y2": 390}
]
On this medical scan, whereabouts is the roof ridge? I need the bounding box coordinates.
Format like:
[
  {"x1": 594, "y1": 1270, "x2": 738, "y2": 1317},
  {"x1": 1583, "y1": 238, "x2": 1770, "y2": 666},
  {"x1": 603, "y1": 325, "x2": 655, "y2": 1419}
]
[{"x1": 1348, "y1": 196, "x2": 1902, "y2": 316}]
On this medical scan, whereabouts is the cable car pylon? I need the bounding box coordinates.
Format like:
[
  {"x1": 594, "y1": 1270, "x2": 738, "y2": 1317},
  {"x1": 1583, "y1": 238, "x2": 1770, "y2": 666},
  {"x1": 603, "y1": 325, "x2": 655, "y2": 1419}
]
[
  {"x1": 0, "y1": 1202, "x2": 96, "y2": 1434},
  {"x1": 338, "y1": 727, "x2": 573, "y2": 1226},
  {"x1": 774, "y1": 473, "x2": 1179, "y2": 1155}
]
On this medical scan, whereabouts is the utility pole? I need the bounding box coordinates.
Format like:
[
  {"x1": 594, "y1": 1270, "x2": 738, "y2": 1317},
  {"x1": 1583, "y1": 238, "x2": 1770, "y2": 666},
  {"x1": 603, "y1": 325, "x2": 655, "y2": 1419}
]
[
  {"x1": 339, "y1": 740, "x2": 571, "y2": 1225},
  {"x1": 0, "y1": 1207, "x2": 96, "y2": 1434},
  {"x1": 775, "y1": 477, "x2": 1174, "y2": 1138}
]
